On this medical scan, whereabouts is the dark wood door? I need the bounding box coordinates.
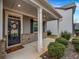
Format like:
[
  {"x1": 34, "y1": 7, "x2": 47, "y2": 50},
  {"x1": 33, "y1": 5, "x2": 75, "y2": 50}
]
[{"x1": 8, "y1": 16, "x2": 21, "y2": 46}]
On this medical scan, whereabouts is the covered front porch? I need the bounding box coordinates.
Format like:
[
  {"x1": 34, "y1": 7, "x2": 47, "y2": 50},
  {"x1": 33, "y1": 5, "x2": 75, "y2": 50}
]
[
  {"x1": 0, "y1": 0, "x2": 62, "y2": 59},
  {"x1": 2, "y1": 0, "x2": 62, "y2": 53}
]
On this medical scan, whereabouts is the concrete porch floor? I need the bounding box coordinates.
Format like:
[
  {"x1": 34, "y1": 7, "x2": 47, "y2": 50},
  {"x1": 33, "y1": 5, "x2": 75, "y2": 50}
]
[{"x1": 6, "y1": 38, "x2": 55, "y2": 59}]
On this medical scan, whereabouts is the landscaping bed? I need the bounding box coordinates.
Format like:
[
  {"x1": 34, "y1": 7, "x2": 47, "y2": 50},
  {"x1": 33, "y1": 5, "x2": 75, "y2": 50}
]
[
  {"x1": 72, "y1": 36, "x2": 79, "y2": 53},
  {"x1": 41, "y1": 37, "x2": 68, "y2": 59},
  {"x1": 41, "y1": 42, "x2": 66, "y2": 59},
  {"x1": 41, "y1": 31, "x2": 79, "y2": 59},
  {"x1": 41, "y1": 51, "x2": 57, "y2": 59}
]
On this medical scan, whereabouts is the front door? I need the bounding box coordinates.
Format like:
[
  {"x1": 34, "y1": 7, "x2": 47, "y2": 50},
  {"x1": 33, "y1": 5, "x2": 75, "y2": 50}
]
[{"x1": 8, "y1": 15, "x2": 21, "y2": 46}]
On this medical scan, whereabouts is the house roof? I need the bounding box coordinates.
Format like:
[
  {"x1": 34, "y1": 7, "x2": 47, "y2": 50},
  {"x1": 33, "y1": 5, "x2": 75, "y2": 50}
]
[
  {"x1": 4, "y1": 0, "x2": 62, "y2": 20},
  {"x1": 30, "y1": 0, "x2": 62, "y2": 19},
  {"x1": 55, "y1": 3, "x2": 76, "y2": 14},
  {"x1": 55, "y1": 2, "x2": 76, "y2": 10},
  {"x1": 42, "y1": 0, "x2": 62, "y2": 18}
]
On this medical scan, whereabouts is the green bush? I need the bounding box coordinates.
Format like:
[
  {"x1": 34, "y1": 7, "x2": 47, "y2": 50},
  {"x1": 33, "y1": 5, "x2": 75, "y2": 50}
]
[
  {"x1": 48, "y1": 42, "x2": 65, "y2": 58},
  {"x1": 72, "y1": 37, "x2": 79, "y2": 44},
  {"x1": 61, "y1": 31, "x2": 71, "y2": 40},
  {"x1": 75, "y1": 29, "x2": 79, "y2": 32},
  {"x1": 72, "y1": 37, "x2": 79, "y2": 53},
  {"x1": 47, "y1": 30, "x2": 52, "y2": 36},
  {"x1": 72, "y1": 39, "x2": 79, "y2": 44},
  {"x1": 56, "y1": 37, "x2": 68, "y2": 47},
  {"x1": 74, "y1": 44, "x2": 79, "y2": 52}
]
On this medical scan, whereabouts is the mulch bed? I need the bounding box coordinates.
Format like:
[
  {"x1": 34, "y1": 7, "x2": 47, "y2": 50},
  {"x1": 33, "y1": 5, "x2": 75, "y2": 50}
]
[
  {"x1": 40, "y1": 51, "x2": 59, "y2": 59},
  {"x1": 40, "y1": 43, "x2": 79, "y2": 59},
  {"x1": 47, "y1": 35, "x2": 57, "y2": 39}
]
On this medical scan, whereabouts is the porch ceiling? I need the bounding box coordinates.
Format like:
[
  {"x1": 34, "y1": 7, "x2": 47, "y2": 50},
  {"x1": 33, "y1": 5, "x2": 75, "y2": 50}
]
[
  {"x1": 28, "y1": 0, "x2": 62, "y2": 19},
  {"x1": 3, "y1": 0, "x2": 62, "y2": 21},
  {"x1": 3, "y1": 0, "x2": 37, "y2": 18},
  {"x1": 43, "y1": 10, "x2": 59, "y2": 21}
]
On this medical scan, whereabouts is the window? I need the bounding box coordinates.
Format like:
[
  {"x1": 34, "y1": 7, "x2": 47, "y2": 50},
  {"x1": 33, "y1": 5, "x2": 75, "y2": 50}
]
[
  {"x1": 33, "y1": 21, "x2": 38, "y2": 32},
  {"x1": 30, "y1": 20, "x2": 38, "y2": 33},
  {"x1": 30, "y1": 19, "x2": 45, "y2": 33}
]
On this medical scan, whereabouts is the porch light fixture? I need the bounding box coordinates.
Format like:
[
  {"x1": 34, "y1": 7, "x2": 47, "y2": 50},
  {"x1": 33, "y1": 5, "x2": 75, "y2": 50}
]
[{"x1": 18, "y1": 4, "x2": 21, "y2": 7}]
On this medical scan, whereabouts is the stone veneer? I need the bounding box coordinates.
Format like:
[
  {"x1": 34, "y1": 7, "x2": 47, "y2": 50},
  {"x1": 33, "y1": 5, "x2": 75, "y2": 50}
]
[
  {"x1": 0, "y1": 40, "x2": 6, "y2": 59},
  {"x1": 21, "y1": 33, "x2": 47, "y2": 45}
]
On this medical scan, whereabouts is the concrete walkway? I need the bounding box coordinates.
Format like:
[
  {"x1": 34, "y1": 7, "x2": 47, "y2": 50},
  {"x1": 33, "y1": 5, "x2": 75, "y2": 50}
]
[{"x1": 6, "y1": 38, "x2": 55, "y2": 59}]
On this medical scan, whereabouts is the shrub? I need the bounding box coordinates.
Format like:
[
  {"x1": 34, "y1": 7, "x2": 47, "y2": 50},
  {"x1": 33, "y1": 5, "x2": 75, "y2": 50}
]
[
  {"x1": 48, "y1": 42, "x2": 65, "y2": 58},
  {"x1": 72, "y1": 39, "x2": 79, "y2": 44},
  {"x1": 72, "y1": 37, "x2": 79, "y2": 44},
  {"x1": 72, "y1": 37, "x2": 79, "y2": 53},
  {"x1": 56, "y1": 37, "x2": 68, "y2": 47},
  {"x1": 75, "y1": 29, "x2": 79, "y2": 36},
  {"x1": 75, "y1": 29, "x2": 79, "y2": 32},
  {"x1": 47, "y1": 30, "x2": 52, "y2": 36},
  {"x1": 61, "y1": 31, "x2": 71, "y2": 40},
  {"x1": 74, "y1": 44, "x2": 79, "y2": 53}
]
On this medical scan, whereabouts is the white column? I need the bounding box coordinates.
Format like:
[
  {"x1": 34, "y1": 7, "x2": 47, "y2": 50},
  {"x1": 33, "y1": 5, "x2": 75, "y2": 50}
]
[
  {"x1": 0, "y1": 0, "x2": 3, "y2": 40},
  {"x1": 57, "y1": 20, "x2": 59, "y2": 36},
  {"x1": 37, "y1": 8, "x2": 43, "y2": 52}
]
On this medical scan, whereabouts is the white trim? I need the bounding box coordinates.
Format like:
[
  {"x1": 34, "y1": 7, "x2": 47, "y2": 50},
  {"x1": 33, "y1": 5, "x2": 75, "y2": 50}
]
[
  {"x1": 5, "y1": 10, "x2": 23, "y2": 49},
  {"x1": 0, "y1": 0, "x2": 3, "y2": 39},
  {"x1": 30, "y1": 0, "x2": 59, "y2": 19},
  {"x1": 37, "y1": 8, "x2": 43, "y2": 52},
  {"x1": 4, "y1": 7, "x2": 37, "y2": 19}
]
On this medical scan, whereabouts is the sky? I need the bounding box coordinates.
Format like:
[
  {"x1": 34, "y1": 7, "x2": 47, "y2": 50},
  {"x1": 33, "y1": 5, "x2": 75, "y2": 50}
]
[{"x1": 48, "y1": 0, "x2": 79, "y2": 23}]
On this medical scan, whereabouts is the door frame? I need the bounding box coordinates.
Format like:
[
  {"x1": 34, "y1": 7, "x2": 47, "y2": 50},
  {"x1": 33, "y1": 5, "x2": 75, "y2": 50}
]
[{"x1": 5, "y1": 10, "x2": 23, "y2": 49}]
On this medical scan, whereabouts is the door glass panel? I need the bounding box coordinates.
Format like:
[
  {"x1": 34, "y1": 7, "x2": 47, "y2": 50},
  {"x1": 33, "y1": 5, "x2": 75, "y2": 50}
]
[{"x1": 8, "y1": 15, "x2": 21, "y2": 46}]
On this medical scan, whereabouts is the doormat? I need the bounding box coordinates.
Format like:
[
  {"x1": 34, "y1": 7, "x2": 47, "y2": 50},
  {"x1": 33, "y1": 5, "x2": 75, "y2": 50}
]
[{"x1": 6, "y1": 45, "x2": 24, "y2": 53}]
